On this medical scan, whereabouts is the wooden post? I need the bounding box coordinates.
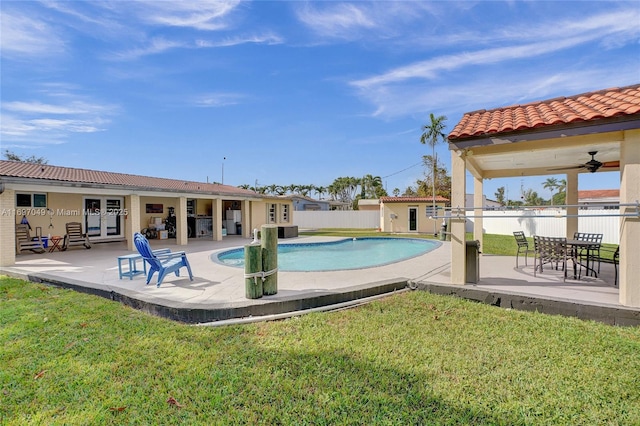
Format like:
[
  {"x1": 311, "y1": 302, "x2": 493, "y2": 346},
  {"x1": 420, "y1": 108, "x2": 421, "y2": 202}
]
[
  {"x1": 261, "y1": 224, "x2": 278, "y2": 295},
  {"x1": 244, "y1": 243, "x2": 262, "y2": 299}
]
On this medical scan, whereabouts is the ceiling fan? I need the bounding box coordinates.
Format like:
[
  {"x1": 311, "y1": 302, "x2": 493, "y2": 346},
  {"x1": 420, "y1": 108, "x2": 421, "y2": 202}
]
[{"x1": 548, "y1": 151, "x2": 620, "y2": 173}]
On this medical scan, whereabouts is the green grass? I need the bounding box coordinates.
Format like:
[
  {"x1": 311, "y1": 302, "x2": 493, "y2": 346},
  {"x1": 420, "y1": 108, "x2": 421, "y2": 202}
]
[{"x1": 2, "y1": 277, "x2": 639, "y2": 425}]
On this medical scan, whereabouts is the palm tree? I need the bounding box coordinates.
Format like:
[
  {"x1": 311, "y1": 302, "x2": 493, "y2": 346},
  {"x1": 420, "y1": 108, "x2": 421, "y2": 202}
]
[
  {"x1": 420, "y1": 113, "x2": 447, "y2": 234},
  {"x1": 315, "y1": 186, "x2": 326, "y2": 200},
  {"x1": 542, "y1": 177, "x2": 558, "y2": 205},
  {"x1": 554, "y1": 179, "x2": 567, "y2": 205}
]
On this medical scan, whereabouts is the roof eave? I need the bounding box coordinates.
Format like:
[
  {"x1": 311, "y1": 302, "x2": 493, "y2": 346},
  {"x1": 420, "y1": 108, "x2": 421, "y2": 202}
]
[
  {"x1": 448, "y1": 116, "x2": 640, "y2": 150},
  {"x1": 0, "y1": 176, "x2": 261, "y2": 199}
]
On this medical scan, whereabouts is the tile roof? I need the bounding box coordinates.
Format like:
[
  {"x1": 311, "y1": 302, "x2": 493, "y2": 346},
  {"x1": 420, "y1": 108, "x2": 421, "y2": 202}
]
[
  {"x1": 449, "y1": 84, "x2": 640, "y2": 140},
  {"x1": 380, "y1": 196, "x2": 449, "y2": 203},
  {"x1": 0, "y1": 160, "x2": 258, "y2": 197},
  {"x1": 578, "y1": 189, "x2": 620, "y2": 199}
]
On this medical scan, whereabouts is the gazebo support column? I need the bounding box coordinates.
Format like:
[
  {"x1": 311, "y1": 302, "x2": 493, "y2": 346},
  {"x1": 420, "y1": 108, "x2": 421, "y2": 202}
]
[
  {"x1": 565, "y1": 171, "x2": 579, "y2": 238},
  {"x1": 473, "y1": 176, "x2": 483, "y2": 248},
  {"x1": 212, "y1": 198, "x2": 222, "y2": 241},
  {"x1": 176, "y1": 197, "x2": 188, "y2": 246},
  {"x1": 125, "y1": 194, "x2": 141, "y2": 251},
  {"x1": 620, "y1": 129, "x2": 640, "y2": 307},
  {"x1": 451, "y1": 150, "x2": 467, "y2": 285}
]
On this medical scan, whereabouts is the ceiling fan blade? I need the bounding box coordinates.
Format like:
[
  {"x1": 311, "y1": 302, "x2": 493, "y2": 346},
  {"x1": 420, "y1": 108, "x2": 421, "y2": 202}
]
[
  {"x1": 547, "y1": 165, "x2": 585, "y2": 171},
  {"x1": 601, "y1": 161, "x2": 620, "y2": 168}
]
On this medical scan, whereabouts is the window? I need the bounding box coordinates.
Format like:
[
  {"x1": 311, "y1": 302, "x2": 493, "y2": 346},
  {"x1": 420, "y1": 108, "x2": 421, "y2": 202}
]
[
  {"x1": 280, "y1": 204, "x2": 289, "y2": 223},
  {"x1": 267, "y1": 203, "x2": 276, "y2": 224},
  {"x1": 16, "y1": 193, "x2": 47, "y2": 208}
]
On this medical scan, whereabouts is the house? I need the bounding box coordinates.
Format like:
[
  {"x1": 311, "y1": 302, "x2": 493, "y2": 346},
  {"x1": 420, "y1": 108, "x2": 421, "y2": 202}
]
[
  {"x1": 578, "y1": 189, "x2": 619, "y2": 209},
  {"x1": 379, "y1": 196, "x2": 449, "y2": 234},
  {"x1": 465, "y1": 194, "x2": 502, "y2": 210},
  {"x1": 288, "y1": 194, "x2": 331, "y2": 211},
  {"x1": 0, "y1": 160, "x2": 293, "y2": 266}
]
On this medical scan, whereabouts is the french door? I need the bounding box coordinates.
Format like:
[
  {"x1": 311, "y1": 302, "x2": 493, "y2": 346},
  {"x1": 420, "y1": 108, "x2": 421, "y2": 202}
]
[
  {"x1": 84, "y1": 197, "x2": 124, "y2": 240},
  {"x1": 408, "y1": 207, "x2": 418, "y2": 232}
]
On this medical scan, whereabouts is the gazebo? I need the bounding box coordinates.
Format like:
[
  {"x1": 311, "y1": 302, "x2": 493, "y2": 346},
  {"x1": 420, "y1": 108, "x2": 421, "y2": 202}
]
[{"x1": 446, "y1": 84, "x2": 640, "y2": 307}]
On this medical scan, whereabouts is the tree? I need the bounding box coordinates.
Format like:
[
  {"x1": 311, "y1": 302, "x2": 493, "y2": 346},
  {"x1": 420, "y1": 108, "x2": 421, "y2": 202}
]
[
  {"x1": 495, "y1": 187, "x2": 506, "y2": 206},
  {"x1": 3, "y1": 150, "x2": 48, "y2": 164},
  {"x1": 315, "y1": 186, "x2": 326, "y2": 200},
  {"x1": 553, "y1": 179, "x2": 567, "y2": 205},
  {"x1": 420, "y1": 113, "x2": 447, "y2": 234},
  {"x1": 418, "y1": 155, "x2": 451, "y2": 201},
  {"x1": 328, "y1": 176, "x2": 359, "y2": 208},
  {"x1": 542, "y1": 177, "x2": 559, "y2": 205},
  {"x1": 360, "y1": 174, "x2": 385, "y2": 199},
  {"x1": 393, "y1": 188, "x2": 400, "y2": 197},
  {"x1": 522, "y1": 188, "x2": 544, "y2": 206}
]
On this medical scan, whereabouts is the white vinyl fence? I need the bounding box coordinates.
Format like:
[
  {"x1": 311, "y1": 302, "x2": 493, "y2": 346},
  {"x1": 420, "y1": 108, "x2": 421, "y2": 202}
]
[
  {"x1": 294, "y1": 210, "x2": 379, "y2": 229},
  {"x1": 294, "y1": 209, "x2": 621, "y2": 244},
  {"x1": 466, "y1": 208, "x2": 620, "y2": 244}
]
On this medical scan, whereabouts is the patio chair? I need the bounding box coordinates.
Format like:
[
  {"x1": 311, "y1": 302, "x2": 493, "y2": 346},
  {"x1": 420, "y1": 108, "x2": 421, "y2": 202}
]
[
  {"x1": 534, "y1": 236, "x2": 573, "y2": 282},
  {"x1": 133, "y1": 232, "x2": 193, "y2": 287},
  {"x1": 595, "y1": 245, "x2": 619, "y2": 287},
  {"x1": 573, "y1": 232, "x2": 602, "y2": 276},
  {"x1": 513, "y1": 231, "x2": 534, "y2": 267},
  {"x1": 15, "y1": 224, "x2": 46, "y2": 254},
  {"x1": 63, "y1": 222, "x2": 91, "y2": 250}
]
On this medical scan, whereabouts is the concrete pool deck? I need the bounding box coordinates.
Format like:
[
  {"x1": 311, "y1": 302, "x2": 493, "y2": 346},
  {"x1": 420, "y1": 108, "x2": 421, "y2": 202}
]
[{"x1": 2, "y1": 235, "x2": 638, "y2": 326}]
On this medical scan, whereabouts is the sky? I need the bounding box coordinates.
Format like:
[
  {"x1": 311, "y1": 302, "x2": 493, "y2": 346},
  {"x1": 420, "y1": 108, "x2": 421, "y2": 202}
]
[{"x1": 1, "y1": 1, "x2": 639, "y2": 203}]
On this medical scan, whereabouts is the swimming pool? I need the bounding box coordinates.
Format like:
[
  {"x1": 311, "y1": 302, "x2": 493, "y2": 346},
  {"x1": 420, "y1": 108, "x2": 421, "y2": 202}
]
[{"x1": 213, "y1": 237, "x2": 440, "y2": 272}]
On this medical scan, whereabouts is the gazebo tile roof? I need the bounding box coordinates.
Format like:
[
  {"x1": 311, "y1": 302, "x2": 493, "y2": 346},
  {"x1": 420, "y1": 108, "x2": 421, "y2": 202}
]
[{"x1": 449, "y1": 84, "x2": 640, "y2": 140}]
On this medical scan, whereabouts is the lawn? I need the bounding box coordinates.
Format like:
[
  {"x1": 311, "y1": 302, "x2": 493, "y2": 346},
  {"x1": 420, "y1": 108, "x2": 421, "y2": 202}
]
[{"x1": 2, "y1": 276, "x2": 639, "y2": 425}]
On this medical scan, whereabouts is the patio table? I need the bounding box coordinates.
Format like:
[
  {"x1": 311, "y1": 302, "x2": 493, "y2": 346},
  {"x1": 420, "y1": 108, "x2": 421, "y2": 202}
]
[{"x1": 567, "y1": 239, "x2": 601, "y2": 279}]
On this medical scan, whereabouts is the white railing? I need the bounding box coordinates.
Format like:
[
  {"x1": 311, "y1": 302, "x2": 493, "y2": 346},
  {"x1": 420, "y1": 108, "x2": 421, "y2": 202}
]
[
  {"x1": 294, "y1": 208, "x2": 622, "y2": 244},
  {"x1": 293, "y1": 210, "x2": 379, "y2": 229},
  {"x1": 465, "y1": 208, "x2": 620, "y2": 244}
]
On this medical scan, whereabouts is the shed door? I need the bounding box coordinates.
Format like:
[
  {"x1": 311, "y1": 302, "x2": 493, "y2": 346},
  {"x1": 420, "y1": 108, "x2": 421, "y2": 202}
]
[{"x1": 408, "y1": 207, "x2": 418, "y2": 232}]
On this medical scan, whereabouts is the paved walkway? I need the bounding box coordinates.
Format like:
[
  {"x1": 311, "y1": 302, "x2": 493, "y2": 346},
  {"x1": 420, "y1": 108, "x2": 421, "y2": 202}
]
[{"x1": 2, "y1": 236, "x2": 637, "y2": 326}]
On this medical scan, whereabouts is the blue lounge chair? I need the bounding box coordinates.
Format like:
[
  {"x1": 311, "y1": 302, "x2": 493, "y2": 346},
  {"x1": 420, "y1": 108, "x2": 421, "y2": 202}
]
[{"x1": 133, "y1": 232, "x2": 193, "y2": 287}]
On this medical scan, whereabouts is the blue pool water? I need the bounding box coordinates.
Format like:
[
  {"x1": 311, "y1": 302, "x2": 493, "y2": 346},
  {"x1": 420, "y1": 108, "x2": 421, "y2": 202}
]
[{"x1": 214, "y1": 237, "x2": 440, "y2": 272}]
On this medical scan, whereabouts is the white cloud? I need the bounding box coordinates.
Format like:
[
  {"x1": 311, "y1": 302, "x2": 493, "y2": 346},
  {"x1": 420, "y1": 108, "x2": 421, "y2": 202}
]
[
  {"x1": 108, "y1": 37, "x2": 188, "y2": 60},
  {"x1": 0, "y1": 87, "x2": 119, "y2": 146},
  {"x1": 296, "y1": 3, "x2": 376, "y2": 38},
  {"x1": 348, "y1": 7, "x2": 640, "y2": 118},
  {"x1": 135, "y1": 0, "x2": 242, "y2": 31},
  {"x1": 193, "y1": 93, "x2": 245, "y2": 108},
  {"x1": 0, "y1": 10, "x2": 66, "y2": 58},
  {"x1": 195, "y1": 33, "x2": 283, "y2": 48},
  {"x1": 295, "y1": 1, "x2": 440, "y2": 41}
]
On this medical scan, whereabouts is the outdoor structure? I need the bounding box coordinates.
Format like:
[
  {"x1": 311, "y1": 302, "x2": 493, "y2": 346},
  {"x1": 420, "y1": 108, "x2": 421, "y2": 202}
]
[
  {"x1": 447, "y1": 84, "x2": 640, "y2": 308},
  {"x1": 0, "y1": 161, "x2": 293, "y2": 267},
  {"x1": 379, "y1": 196, "x2": 449, "y2": 234},
  {"x1": 357, "y1": 199, "x2": 380, "y2": 211},
  {"x1": 465, "y1": 194, "x2": 502, "y2": 210}
]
